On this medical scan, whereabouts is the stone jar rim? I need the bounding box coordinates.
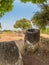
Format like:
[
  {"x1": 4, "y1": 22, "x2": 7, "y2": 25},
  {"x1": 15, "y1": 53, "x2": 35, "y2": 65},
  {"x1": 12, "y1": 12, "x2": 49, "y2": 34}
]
[{"x1": 26, "y1": 29, "x2": 39, "y2": 34}]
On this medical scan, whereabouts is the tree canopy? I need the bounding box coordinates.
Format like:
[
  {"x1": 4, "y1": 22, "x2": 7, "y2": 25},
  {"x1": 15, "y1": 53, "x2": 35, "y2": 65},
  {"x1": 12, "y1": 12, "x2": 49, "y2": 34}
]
[
  {"x1": 0, "y1": 0, "x2": 47, "y2": 18},
  {"x1": 0, "y1": 0, "x2": 14, "y2": 18},
  {"x1": 20, "y1": 0, "x2": 49, "y2": 30},
  {"x1": 0, "y1": 22, "x2": 2, "y2": 28},
  {"x1": 31, "y1": 4, "x2": 49, "y2": 30},
  {"x1": 14, "y1": 18, "x2": 32, "y2": 31},
  {"x1": 21, "y1": 0, "x2": 47, "y2": 3}
]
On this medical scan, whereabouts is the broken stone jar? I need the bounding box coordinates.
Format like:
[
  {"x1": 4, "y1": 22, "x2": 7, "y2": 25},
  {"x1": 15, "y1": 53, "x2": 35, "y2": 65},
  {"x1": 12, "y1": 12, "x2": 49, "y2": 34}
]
[
  {"x1": 24, "y1": 29, "x2": 40, "y2": 53},
  {"x1": 0, "y1": 41, "x2": 23, "y2": 65}
]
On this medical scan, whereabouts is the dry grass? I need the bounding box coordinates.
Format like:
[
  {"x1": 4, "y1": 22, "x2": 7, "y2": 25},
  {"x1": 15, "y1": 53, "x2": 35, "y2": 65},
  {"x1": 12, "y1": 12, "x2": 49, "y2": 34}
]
[
  {"x1": 0, "y1": 32, "x2": 24, "y2": 42},
  {"x1": 0, "y1": 32, "x2": 49, "y2": 42}
]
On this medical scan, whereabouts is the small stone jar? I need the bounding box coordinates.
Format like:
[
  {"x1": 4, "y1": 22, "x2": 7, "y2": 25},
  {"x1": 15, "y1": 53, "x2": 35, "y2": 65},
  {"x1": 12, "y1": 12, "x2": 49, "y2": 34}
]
[
  {"x1": 24, "y1": 29, "x2": 40, "y2": 53},
  {"x1": 0, "y1": 41, "x2": 23, "y2": 65}
]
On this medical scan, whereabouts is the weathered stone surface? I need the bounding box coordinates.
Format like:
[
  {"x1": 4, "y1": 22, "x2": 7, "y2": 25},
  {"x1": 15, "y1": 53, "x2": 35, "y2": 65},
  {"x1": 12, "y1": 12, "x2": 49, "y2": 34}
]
[
  {"x1": 24, "y1": 29, "x2": 40, "y2": 53},
  {"x1": 25, "y1": 29, "x2": 40, "y2": 43},
  {"x1": 24, "y1": 40, "x2": 39, "y2": 53},
  {"x1": 0, "y1": 41, "x2": 23, "y2": 65}
]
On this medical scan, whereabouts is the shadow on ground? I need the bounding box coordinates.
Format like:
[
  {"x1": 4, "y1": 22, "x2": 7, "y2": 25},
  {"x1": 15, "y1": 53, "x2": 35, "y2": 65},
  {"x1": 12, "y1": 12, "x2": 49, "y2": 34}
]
[{"x1": 16, "y1": 37, "x2": 49, "y2": 65}]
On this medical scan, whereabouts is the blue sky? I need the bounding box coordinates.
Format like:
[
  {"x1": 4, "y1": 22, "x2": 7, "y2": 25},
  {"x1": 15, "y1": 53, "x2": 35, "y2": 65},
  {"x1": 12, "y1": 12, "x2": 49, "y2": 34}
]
[{"x1": 0, "y1": 0, "x2": 41, "y2": 30}]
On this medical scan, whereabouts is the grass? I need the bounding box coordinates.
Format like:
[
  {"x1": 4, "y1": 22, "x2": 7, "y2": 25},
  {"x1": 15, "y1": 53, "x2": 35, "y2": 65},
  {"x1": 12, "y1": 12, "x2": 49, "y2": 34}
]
[{"x1": 41, "y1": 28, "x2": 49, "y2": 34}]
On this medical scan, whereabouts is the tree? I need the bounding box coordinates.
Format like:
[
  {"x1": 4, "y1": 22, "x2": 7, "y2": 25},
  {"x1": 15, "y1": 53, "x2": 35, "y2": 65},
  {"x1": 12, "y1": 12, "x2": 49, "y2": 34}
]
[
  {"x1": 21, "y1": 0, "x2": 49, "y2": 30},
  {"x1": 0, "y1": 0, "x2": 14, "y2": 18},
  {"x1": 0, "y1": 0, "x2": 47, "y2": 18},
  {"x1": 0, "y1": 23, "x2": 1, "y2": 28},
  {"x1": 31, "y1": 4, "x2": 49, "y2": 30},
  {"x1": 0, "y1": 22, "x2": 2, "y2": 32},
  {"x1": 14, "y1": 18, "x2": 32, "y2": 32},
  {"x1": 21, "y1": 0, "x2": 46, "y2": 3}
]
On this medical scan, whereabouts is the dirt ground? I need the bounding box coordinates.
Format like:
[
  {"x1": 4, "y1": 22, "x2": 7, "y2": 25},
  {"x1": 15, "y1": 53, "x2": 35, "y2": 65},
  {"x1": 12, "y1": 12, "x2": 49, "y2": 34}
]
[
  {"x1": 0, "y1": 32, "x2": 49, "y2": 42},
  {"x1": 0, "y1": 32, "x2": 49, "y2": 65},
  {"x1": 22, "y1": 37, "x2": 49, "y2": 65},
  {"x1": 0, "y1": 32, "x2": 24, "y2": 42}
]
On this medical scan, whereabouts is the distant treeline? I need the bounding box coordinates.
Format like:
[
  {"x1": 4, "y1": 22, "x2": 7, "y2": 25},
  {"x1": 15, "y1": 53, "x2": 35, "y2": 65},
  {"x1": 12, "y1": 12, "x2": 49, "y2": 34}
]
[
  {"x1": 2, "y1": 30, "x2": 22, "y2": 32},
  {"x1": 2, "y1": 30, "x2": 15, "y2": 32}
]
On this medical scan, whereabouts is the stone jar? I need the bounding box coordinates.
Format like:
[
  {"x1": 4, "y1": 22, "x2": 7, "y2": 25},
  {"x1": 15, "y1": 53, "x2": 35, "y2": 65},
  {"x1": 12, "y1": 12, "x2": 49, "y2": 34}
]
[
  {"x1": 0, "y1": 41, "x2": 23, "y2": 65},
  {"x1": 24, "y1": 29, "x2": 40, "y2": 53}
]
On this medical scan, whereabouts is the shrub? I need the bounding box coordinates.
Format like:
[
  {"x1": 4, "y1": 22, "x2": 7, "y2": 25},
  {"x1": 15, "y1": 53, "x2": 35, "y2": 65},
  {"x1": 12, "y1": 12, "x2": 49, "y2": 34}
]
[{"x1": 41, "y1": 28, "x2": 49, "y2": 34}]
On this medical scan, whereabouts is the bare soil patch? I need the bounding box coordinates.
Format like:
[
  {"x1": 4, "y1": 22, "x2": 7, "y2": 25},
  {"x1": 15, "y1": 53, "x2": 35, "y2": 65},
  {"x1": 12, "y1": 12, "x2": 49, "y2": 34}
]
[
  {"x1": 0, "y1": 32, "x2": 24, "y2": 42},
  {"x1": 0, "y1": 32, "x2": 49, "y2": 65}
]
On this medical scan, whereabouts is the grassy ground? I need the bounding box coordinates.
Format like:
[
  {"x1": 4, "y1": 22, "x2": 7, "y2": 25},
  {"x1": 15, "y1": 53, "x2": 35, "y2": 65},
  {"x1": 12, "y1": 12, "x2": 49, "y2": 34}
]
[
  {"x1": 41, "y1": 28, "x2": 49, "y2": 34},
  {"x1": 0, "y1": 32, "x2": 49, "y2": 65}
]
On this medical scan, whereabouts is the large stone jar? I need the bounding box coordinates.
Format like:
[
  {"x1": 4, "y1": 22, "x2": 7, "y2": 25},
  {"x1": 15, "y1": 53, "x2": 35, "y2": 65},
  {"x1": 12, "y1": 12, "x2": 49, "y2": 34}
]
[
  {"x1": 0, "y1": 41, "x2": 23, "y2": 65},
  {"x1": 24, "y1": 29, "x2": 40, "y2": 53}
]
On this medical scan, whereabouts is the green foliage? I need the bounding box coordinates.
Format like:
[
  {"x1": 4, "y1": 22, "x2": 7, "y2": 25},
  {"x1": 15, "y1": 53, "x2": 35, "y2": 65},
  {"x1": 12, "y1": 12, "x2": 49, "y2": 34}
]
[
  {"x1": 0, "y1": 0, "x2": 47, "y2": 18},
  {"x1": 21, "y1": 0, "x2": 46, "y2": 3},
  {"x1": 31, "y1": 4, "x2": 49, "y2": 30},
  {"x1": 2, "y1": 30, "x2": 13, "y2": 32},
  {"x1": 0, "y1": 22, "x2": 2, "y2": 28},
  {"x1": 0, "y1": 0, "x2": 14, "y2": 18},
  {"x1": 32, "y1": 12, "x2": 47, "y2": 29},
  {"x1": 41, "y1": 28, "x2": 49, "y2": 34},
  {"x1": 14, "y1": 18, "x2": 32, "y2": 31}
]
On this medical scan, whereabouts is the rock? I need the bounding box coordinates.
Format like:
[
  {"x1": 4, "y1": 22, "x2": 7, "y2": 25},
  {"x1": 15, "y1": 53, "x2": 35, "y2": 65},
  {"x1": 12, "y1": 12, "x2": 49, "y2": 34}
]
[
  {"x1": 24, "y1": 40, "x2": 39, "y2": 53},
  {"x1": 0, "y1": 41, "x2": 23, "y2": 65},
  {"x1": 24, "y1": 29, "x2": 40, "y2": 53},
  {"x1": 25, "y1": 29, "x2": 40, "y2": 43}
]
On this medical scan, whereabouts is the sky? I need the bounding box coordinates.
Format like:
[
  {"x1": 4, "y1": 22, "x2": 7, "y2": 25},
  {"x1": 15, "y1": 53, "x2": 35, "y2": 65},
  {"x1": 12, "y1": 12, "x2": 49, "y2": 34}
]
[{"x1": 0, "y1": 0, "x2": 41, "y2": 30}]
